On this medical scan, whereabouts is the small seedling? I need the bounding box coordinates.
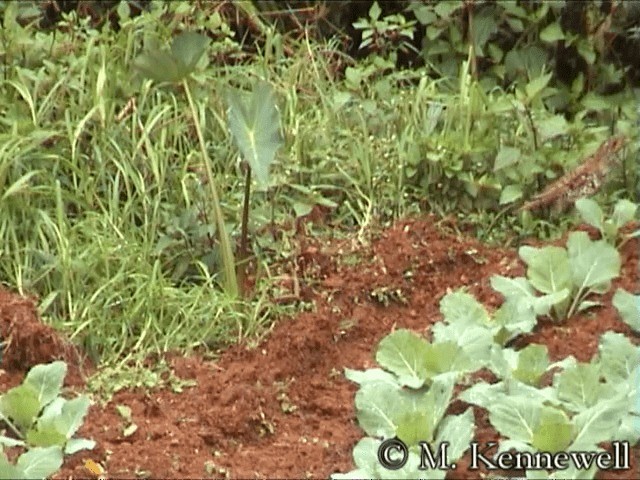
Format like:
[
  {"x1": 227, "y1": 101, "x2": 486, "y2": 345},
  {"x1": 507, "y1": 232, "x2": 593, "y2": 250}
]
[
  {"x1": 115, "y1": 404, "x2": 138, "y2": 438},
  {"x1": 0, "y1": 361, "x2": 94, "y2": 479}
]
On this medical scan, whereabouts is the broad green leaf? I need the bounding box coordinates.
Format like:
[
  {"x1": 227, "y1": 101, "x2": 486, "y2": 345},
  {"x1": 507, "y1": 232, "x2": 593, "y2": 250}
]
[
  {"x1": 580, "y1": 92, "x2": 612, "y2": 112},
  {"x1": 423, "y1": 341, "x2": 471, "y2": 376},
  {"x1": 540, "y1": 22, "x2": 565, "y2": 42},
  {"x1": 597, "y1": 331, "x2": 640, "y2": 383},
  {"x1": 344, "y1": 368, "x2": 398, "y2": 387},
  {"x1": 519, "y1": 245, "x2": 571, "y2": 294},
  {"x1": 575, "y1": 198, "x2": 604, "y2": 232},
  {"x1": 418, "y1": 375, "x2": 456, "y2": 442},
  {"x1": 487, "y1": 346, "x2": 518, "y2": 380},
  {"x1": 376, "y1": 329, "x2": 431, "y2": 388},
  {"x1": 133, "y1": 32, "x2": 209, "y2": 84},
  {"x1": 537, "y1": 114, "x2": 569, "y2": 142},
  {"x1": 369, "y1": 2, "x2": 381, "y2": 21},
  {"x1": 611, "y1": 199, "x2": 637, "y2": 229},
  {"x1": 572, "y1": 395, "x2": 628, "y2": 448},
  {"x1": 132, "y1": 44, "x2": 183, "y2": 84},
  {"x1": 434, "y1": 409, "x2": 475, "y2": 462},
  {"x1": 567, "y1": 231, "x2": 620, "y2": 291},
  {"x1": 355, "y1": 376, "x2": 454, "y2": 447},
  {"x1": 490, "y1": 275, "x2": 537, "y2": 304},
  {"x1": 117, "y1": 1, "x2": 130, "y2": 20},
  {"x1": 54, "y1": 396, "x2": 91, "y2": 438},
  {"x1": 499, "y1": 184, "x2": 523, "y2": 204},
  {"x1": 434, "y1": 2, "x2": 462, "y2": 18},
  {"x1": 431, "y1": 322, "x2": 494, "y2": 365},
  {"x1": 525, "y1": 72, "x2": 553, "y2": 100},
  {"x1": 36, "y1": 397, "x2": 63, "y2": 423},
  {"x1": 227, "y1": 80, "x2": 283, "y2": 188},
  {"x1": 331, "y1": 91, "x2": 352, "y2": 110},
  {"x1": 345, "y1": 67, "x2": 363, "y2": 87},
  {"x1": 16, "y1": 446, "x2": 63, "y2": 479},
  {"x1": 0, "y1": 452, "x2": 24, "y2": 480},
  {"x1": 425, "y1": 102, "x2": 444, "y2": 135},
  {"x1": 412, "y1": 5, "x2": 437, "y2": 25},
  {"x1": 457, "y1": 381, "x2": 498, "y2": 409},
  {"x1": 25, "y1": 422, "x2": 66, "y2": 448},
  {"x1": 531, "y1": 406, "x2": 573, "y2": 453},
  {"x1": 490, "y1": 275, "x2": 568, "y2": 316},
  {"x1": 354, "y1": 382, "x2": 403, "y2": 438},
  {"x1": 576, "y1": 37, "x2": 596, "y2": 64},
  {"x1": 487, "y1": 396, "x2": 540, "y2": 442},
  {"x1": 439, "y1": 290, "x2": 490, "y2": 326},
  {"x1": 24, "y1": 361, "x2": 66, "y2": 408},
  {"x1": 65, "y1": 437, "x2": 96, "y2": 455},
  {"x1": 498, "y1": 438, "x2": 536, "y2": 455},
  {"x1": 355, "y1": 383, "x2": 408, "y2": 438},
  {"x1": 396, "y1": 410, "x2": 430, "y2": 445},
  {"x1": 170, "y1": 32, "x2": 210, "y2": 73},
  {"x1": 471, "y1": 9, "x2": 497, "y2": 56},
  {"x1": 554, "y1": 363, "x2": 604, "y2": 411},
  {"x1": 0, "y1": 383, "x2": 40, "y2": 432},
  {"x1": 492, "y1": 299, "x2": 537, "y2": 345},
  {"x1": 513, "y1": 344, "x2": 549, "y2": 386}
]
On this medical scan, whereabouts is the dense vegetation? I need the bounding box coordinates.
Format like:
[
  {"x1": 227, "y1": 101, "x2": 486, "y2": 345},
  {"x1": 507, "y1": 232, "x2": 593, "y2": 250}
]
[{"x1": 0, "y1": 0, "x2": 637, "y2": 372}]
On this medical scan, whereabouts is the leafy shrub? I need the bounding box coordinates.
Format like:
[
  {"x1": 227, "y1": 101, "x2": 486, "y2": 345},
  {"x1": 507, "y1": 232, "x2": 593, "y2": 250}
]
[{"x1": 0, "y1": 361, "x2": 94, "y2": 479}]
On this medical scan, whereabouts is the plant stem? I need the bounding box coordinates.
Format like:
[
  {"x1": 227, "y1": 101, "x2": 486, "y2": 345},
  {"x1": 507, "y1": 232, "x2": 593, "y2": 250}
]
[
  {"x1": 182, "y1": 79, "x2": 238, "y2": 298},
  {"x1": 566, "y1": 288, "x2": 584, "y2": 319},
  {"x1": 237, "y1": 162, "x2": 252, "y2": 298},
  {"x1": 0, "y1": 413, "x2": 23, "y2": 440}
]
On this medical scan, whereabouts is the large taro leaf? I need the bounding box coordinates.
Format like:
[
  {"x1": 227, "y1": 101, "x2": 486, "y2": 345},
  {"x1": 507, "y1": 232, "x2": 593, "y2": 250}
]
[
  {"x1": 226, "y1": 80, "x2": 283, "y2": 188},
  {"x1": 133, "y1": 32, "x2": 210, "y2": 84}
]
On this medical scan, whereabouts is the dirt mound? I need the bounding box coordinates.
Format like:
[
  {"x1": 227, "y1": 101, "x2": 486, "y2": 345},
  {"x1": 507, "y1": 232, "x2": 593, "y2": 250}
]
[{"x1": 0, "y1": 289, "x2": 87, "y2": 389}]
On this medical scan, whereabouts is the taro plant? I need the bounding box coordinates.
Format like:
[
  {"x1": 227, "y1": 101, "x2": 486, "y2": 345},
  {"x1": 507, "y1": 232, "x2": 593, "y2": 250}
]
[
  {"x1": 333, "y1": 329, "x2": 475, "y2": 479},
  {"x1": 0, "y1": 361, "x2": 94, "y2": 479},
  {"x1": 133, "y1": 31, "x2": 238, "y2": 297},
  {"x1": 493, "y1": 231, "x2": 621, "y2": 322},
  {"x1": 575, "y1": 197, "x2": 638, "y2": 247},
  {"x1": 225, "y1": 80, "x2": 283, "y2": 296}
]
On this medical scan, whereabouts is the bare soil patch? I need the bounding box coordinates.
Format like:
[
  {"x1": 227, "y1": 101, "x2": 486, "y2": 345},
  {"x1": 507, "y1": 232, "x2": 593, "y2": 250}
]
[{"x1": 1, "y1": 216, "x2": 638, "y2": 479}]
